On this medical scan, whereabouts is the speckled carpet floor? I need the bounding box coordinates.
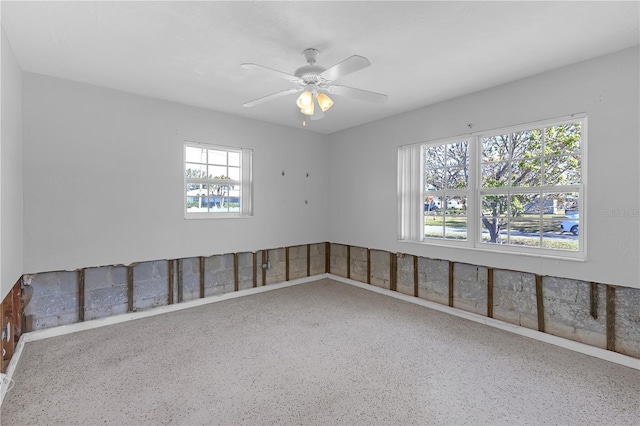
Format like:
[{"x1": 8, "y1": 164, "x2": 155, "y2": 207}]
[{"x1": 2, "y1": 278, "x2": 639, "y2": 425}]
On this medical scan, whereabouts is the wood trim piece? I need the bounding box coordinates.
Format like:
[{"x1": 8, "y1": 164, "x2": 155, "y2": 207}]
[
  {"x1": 487, "y1": 268, "x2": 494, "y2": 318},
  {"x1": 78, "y1": 269, "x2": 85, "y2": 322},
  {"x1": 262, "y1": 250, "x2": 267, "y2": 286},
  {"x1": 413, "y1": 255, "x2": 419, "y2": 297},
  {"x1": 234, "y1": 253, "x2": 239, "y2": 291},
  {"x1": 448, "y1": 261, "x2": 454, "y2": 307},
  {"x1": 535, "y1": 274, "x2": 545, "y2": 332},
  {"x1": 347, "y1": 245, "x2": 351, "y2": 279},
  {"x1": 168, "y1": 260, "x2": 174, "y2": 305},
  {"x1": 199, "y1": 257, "x2": 205, "y2": 299},
  {"x1": 606, "y1": 285, "x2": 616, "y2": 351},
  {"x1": 127, "y1": 265, "x2": 134, "y2": 312},
  {"x1": 286, "y1": 247, "x2": 290, "y2": 281},
  {"x1": 325, "y1": 242, "x2": 331, "y2": 274},
  {"x1": 367, "y1": 248, "x2": 371, "y2": 284},
  {"x1": 253, "y1": 252, "x2": 258, "y2": 288},
  {"x1": 177, "y1": 259, "x2": 184, "y2": 302},
  {"x1": 390, "y1": 252, "x2": 397, "y2": 292},
  {"x1": 307, "y1": 244, "x2": 311, "y2": 277}
]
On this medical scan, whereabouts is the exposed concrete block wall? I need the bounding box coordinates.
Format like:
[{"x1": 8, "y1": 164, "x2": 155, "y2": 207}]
[
  {"x1": 396, "y1": 255, "x2": 415, "y2": 296},
  {"x1": 329, "y1": 244, "x2": 348, "y2": 278},
  {"x1": 349, "y1": 247, "x2": 368, "y2": 283},
  {"x1": 542, "y1": 277, "x2": 606, "y2": 349},
  {"x1": 133, "y1": 261, "x2": 169, "y2": 312},
  {"x1": 238, "y1": 252, "x2": 255, "y2": 290},
  {"x1": 23, "y1": 271, "x2": 78, "y2": 330},
  {"x1": 492, "y1": 269, "x2": 538, "y2": 330},
  {"x1": 85, "y1": 266, "x2": 128, "y2": 322},
  {"x1": 204, "y1": 254, "x2": 234, "y2": 297},
  {"x1": 18, "y1": 242, "x2": 640, "y2": 360},
  {"x1": 180, "y1": 257, "x2": 200, "y2": 302},
  {"x1": 417, "y1": 258, "x2": 449, "y2": 305},
  {"x1": 288, "y1": 245, "x2": 308, "y2": 281},
  {"x1": 453, "y1": 263, "x2": 487, "y2": 316},
  {"x1": 369, "y1": 250, "x2": 390, "y2": 289},
  {"x1": 309, "y1": 243, "x2": 326, "y2": 276},
  {"x1": 265, "y1": 248, "x2": 286, "y2": 285},
  {"x1": 615, "y1": 287, "x2": 640, "y2": 358}
]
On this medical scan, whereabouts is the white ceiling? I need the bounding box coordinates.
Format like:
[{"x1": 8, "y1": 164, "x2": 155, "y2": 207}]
[{"x1": 2, "y1": 1, "x2": 639, "y2": 134}]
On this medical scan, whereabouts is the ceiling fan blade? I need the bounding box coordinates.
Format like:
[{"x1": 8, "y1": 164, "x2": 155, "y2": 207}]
[
  {"x1": 242, "y1": 88, "x2": 301, "y2": 108},
  {"x1": 319, "y1": 55, "x2": 371, "y2": 81},
  {"x1": 240, "y1": 63, "x2": 302, "y2": 84},
  {"x1": 327, "y1": 85, "x2": 388, "y2": 104}
]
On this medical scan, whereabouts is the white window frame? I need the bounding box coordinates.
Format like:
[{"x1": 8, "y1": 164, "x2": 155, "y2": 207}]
[
  {"x1": 398, "y1": 114, "x2": 586, "y2": 260},
  {"x1": 184, "y1": 141, "x2": 253, "y2": 219}
]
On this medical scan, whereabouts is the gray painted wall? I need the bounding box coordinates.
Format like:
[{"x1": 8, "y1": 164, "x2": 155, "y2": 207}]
[
  {"x1": 328, "y1": 47, "x2": 640, "y2": 289},
  {"x1": 22, "y1": 74, "x2": 330, "y2": 273}
]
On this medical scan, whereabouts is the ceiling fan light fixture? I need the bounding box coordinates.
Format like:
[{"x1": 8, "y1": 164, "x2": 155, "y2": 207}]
[
  {"x1": 296, "y1": 90, "x2": 313, "y2": 110},
  {"x1": 316, "y1": 92, "x2": 334, "y2": 112},
  {"x1": 300, "y1": 101, "x2": 314, "y2": 116}
]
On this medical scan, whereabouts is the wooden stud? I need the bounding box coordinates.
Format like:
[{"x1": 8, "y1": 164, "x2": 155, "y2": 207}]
[
  {"x1": 487, "y1": 268, "x2": 494, "y2": 318},
  {"x1": 234, "y1": 253, "x2": 239, "y2": 292},
  {"x1": 286, "y1": 247, "x2": 290, "y2": 281},
  {"x1": 199, "y1": 257, "x2": 205, "y2": 299},
  {"x1": 177, "y1": 259, "x2": 184, "y2": 302},
  {"x1": 606, "y1": 285, "x2": 616, "y2": 351},
  {"x1": 253, "y1": 252, "x2": 258, "y2": 288},
  {"x1": 78, "y1": 269, "x2": 85, "y2": 322},
  {"x1": 367, "y1": 248, "x2": 371, "y2": 284},
  {"x1": 127, "y1": 265, "x2": 134, "y2": 313},
  {"x1": 390, "y1": 252, "x2": 397, "y2": 291},
  {"x1": 325, "y1": 242, "x2": 331, "y2": 274},
  {"x1": 168, "y1": 260, "x2": 174, "y2": 305},
  {"x1": 413, "y1": 255, "x2": 419, "y2": 297},
  {"x1": 347, "y1": 245, "x2": 351, "y2": 279},
  {"x1": 590, "y1": 282, "x2": 598, "y2": 319},
  {"x1": 307, "y1": 244, "x2": 311, "y2": 277},
  {"x1": 262, "y1": 250, "x2": 267, "y2": 286},
  {"x1": 448, "y1": 261, "x2": 454, "y2": 307},
  {"x1": 535, "y1": 274, "x2": 545, "y2": 333}
]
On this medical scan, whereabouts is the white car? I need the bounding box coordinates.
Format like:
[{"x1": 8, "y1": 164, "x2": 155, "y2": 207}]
[{"x1": 560, "y1": 217, "x2": 579, "y2": 235}]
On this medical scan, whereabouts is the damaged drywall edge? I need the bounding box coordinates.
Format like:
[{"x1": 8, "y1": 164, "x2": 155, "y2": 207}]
[{"x1": 329, "y1": 274, "x2": 640, "y2": 371}]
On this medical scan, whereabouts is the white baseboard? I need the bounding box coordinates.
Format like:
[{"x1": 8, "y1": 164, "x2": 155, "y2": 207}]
[
  {"x1": 2, "y1": 272, "x2": 637, "y2": 407},
  {"x1": 328, "y1": 274, "x2": 640, "y2": 371}
]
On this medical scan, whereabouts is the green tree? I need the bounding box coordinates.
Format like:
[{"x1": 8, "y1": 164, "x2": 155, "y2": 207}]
[{"x1": 481, "y1": 123, "x2": 581, "y2": 243}]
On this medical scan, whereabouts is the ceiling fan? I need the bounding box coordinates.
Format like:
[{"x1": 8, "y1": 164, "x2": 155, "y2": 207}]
[{"x1": 241, "y1": 48, "x2": 388, "y2": 121}]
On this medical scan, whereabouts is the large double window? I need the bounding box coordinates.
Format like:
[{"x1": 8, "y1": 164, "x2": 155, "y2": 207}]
[
  {"x1": 398, "y1": 116, "x2": 585, "y2": 258},
  {"x1": 184, "y1": 142, "x2": 253, "y2": 218}
]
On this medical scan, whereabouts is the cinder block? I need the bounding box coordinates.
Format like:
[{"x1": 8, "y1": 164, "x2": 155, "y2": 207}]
[
  {"x1": 133, "y1": 260, "x2": 169, "y2": 311},
  {"x1": 180, "y1": 257, "x2": 200, "y2": 302},
  {"x1": 330, "y1": 244, "x2": 348, "y2": 278},
  {"x1": 396, "y1": 255, "x2": 415, "y2": 296},
  {"x1": 288, "y1": 246, "x2": 308, "y2": 280},
  {"x1": 417, "y1": 258, "x2": 448, "y2": 305},
  {"x1": 370, "y1": 250, "x2": 390, "y2": 289},
  {"x1": 615, "y1": 287, "x2": 640, "y2": 358},
  {"x1": 543, "y1": 278, "x2": 606, "y2": 349},
  {"x1": 349, "y1": 247, "x2": 368, "y2": 283},
  {"x1": 453, "y1": 263, "x2": 487, "y2": 316},
  {"x1": 309, "y1": 243, "x2": 326, "y2": 276},
  {"x1": 238, "y1": 252, "x2": 255, "y2": 290},
  {"x1": 493, "y1": 270, "x2": 538, "y2": 330},
  {"x1": 265, "y1": 248, "x2": 286, "y2": 284}
]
